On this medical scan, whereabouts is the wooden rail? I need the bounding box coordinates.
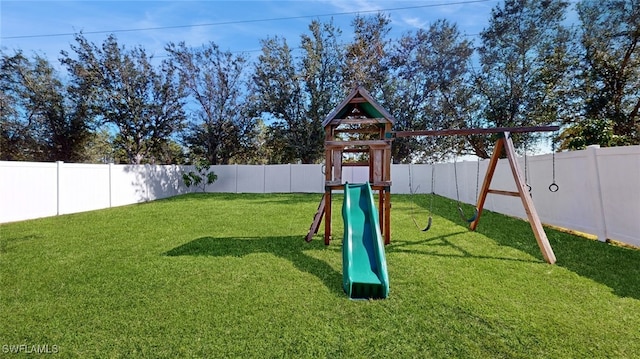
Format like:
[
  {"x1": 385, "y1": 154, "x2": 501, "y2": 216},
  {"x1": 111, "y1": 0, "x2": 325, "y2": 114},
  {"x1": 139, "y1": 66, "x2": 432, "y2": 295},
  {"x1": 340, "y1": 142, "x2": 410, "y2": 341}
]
[{"x1": 487, "y1": 189, "x2": 520, "y2": 197}]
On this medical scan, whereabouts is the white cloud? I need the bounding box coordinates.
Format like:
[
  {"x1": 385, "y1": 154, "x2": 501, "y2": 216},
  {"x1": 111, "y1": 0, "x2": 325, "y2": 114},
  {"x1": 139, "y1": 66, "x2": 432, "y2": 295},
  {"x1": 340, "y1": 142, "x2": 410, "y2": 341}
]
[
  {"x1": 319, "y1": 0, "x2": 385, "y2": 13},
  {"x1": 401, "y1": 16, "x2": 427, "y2": 29}
]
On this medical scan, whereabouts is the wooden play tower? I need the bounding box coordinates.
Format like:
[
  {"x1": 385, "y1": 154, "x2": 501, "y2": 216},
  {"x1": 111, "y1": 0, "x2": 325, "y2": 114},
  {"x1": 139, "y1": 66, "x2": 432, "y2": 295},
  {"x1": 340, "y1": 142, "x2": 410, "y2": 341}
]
[{"x1": 305, "y1": 86, "x2": 394, "y2": 245}]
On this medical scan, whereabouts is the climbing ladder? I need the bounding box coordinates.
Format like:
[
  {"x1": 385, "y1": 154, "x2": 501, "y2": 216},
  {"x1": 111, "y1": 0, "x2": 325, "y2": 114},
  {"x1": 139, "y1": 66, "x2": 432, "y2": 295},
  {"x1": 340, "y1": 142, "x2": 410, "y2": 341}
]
[{"x1": 305, "y1": 193, "x2": 326, "y2": 242}]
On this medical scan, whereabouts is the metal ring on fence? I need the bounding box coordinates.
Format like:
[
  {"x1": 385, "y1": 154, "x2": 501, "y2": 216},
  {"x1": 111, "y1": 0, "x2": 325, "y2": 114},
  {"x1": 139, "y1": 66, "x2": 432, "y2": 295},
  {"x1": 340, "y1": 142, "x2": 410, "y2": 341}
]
[
  {"x1": 321, "y1": 163, "x2": 325, "y2": 175},
  {"x1": 549, "y1": 183, "x2": 559, "y2": 192}
]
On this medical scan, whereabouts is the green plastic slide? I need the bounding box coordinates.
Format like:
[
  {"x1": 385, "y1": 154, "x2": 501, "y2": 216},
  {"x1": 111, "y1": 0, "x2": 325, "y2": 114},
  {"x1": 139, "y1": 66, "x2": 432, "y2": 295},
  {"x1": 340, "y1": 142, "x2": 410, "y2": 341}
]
[{"x1": 342, "y1": 182, "x2": 389, "y2": 299}]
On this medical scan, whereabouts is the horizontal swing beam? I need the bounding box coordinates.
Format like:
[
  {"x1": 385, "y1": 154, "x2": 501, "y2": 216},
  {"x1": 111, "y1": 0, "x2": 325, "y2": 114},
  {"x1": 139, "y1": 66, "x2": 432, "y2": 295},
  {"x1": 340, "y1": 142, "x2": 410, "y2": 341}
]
[{"x1": 392, "y1": 125, "x2": 559, "y2": 138}]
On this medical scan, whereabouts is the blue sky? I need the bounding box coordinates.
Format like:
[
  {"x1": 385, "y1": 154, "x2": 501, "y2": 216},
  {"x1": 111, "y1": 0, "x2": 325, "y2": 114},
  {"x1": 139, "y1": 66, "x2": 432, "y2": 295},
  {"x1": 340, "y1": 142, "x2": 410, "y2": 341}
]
[{"x1": 2, "y1": 0, "x2": 501, "y2": 65}]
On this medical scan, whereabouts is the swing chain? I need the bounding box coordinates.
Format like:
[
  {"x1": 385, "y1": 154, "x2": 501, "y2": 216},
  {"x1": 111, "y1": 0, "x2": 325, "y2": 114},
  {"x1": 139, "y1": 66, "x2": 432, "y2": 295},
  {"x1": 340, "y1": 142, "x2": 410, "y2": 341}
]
[
  {"x1": 524, "y1": 140, "x2": 532, "y2": 194},
  {"x1": 453, "y1": 155, "x2": 479, "y2": 224},
  {"x1": 408, "y1": 164, "x2": 432, "y2": 232},
  {"x1": 431, "y1": 164, "x2": 435, "y2": 195},
  {"x1": 475, "y1": 158, "x2": 480, "y2": 200},
  {"x1": 549, "y1": 134, "x2": 559, "y2": 192},
  {"x1": 453, "y1": 158, "x2": 461, "y2": 202}
]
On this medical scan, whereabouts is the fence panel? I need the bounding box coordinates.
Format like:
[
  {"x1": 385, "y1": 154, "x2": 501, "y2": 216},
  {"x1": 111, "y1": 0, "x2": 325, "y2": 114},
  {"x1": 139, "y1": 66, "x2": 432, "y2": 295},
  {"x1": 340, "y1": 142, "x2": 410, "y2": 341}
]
[
  {"x1": 146, "y1": 165, "x2": 186, "y2": 200},
  {"x1": 110, "y1": 165, "x2": 148, "y2": 206},
  {"x1": 291, "y1": 164, "x2": 323, "y2": 193},
  {"x1": 265, "y1": 165, "x2": 291, "y2": 193},
  {"x1": 0, "y1": 161, "x2": 58, "y2": 223},
  {"x1": 58, "y1": 163, "x2": 110, "y2": 215},
  {"x1": 208, "y1": 165, "x2": 237, "y2": 193},
  {"x1": 236, "y1": 165, "x2": 265, "y2": 193},
  {"x1": 596, "y1": 146, "x2": 640, "y2": 247}
]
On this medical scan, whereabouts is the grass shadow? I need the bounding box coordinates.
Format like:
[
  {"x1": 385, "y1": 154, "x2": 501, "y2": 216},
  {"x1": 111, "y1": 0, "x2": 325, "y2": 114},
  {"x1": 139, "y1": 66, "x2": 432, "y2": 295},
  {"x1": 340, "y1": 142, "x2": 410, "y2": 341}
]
[
  {"x1": 0, "y1": 234, "x2": 42, "y2": 253},
  {"x1": 165, "y1": 236, "x2": 343, "y2": 296},
  {"x1": 154, "y1": 192, "x2": 245, "y2": 203},
  {"x1": 476, "y1": 212, "x2": 640, "y2": 300},
  {"x1": 387, "y1": 231, "x2": 540, "y2": 264},
  {"x1": 155, "y1": 193, "x2": 325, "y2": 207},
  {"x1": 409, "y1": 194, "x2": 640, "y2": 300}
]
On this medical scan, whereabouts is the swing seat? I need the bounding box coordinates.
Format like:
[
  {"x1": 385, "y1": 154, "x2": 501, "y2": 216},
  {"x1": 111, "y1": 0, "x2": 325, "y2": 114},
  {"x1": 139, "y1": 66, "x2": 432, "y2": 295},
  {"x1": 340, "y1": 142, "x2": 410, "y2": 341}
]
[
  {"x1": 458, "y1": 206, "x2": 478, "y2": 223},
  {"x1": 422, "y1": 216, "x2": 432, "y2": 231},
  {"x1": 412, "y1": 216, "x2": 432, "y2": 232}
]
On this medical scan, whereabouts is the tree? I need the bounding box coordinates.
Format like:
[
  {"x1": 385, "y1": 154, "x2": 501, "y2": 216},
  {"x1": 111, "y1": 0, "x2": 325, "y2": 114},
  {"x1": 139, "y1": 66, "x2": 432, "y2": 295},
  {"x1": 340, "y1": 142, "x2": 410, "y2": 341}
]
[
  {"x1": 249, "y1": 20, "x2": 346, "y2": 164},
  {"x1": 557, "y1": 117, "x2": 619, "y2": 150},
  {"x1": 83, "y1": 128, "x2": 116, "y2": 163},
  {"x1": 1, "y1": 52, "x2": 41, "y2": 161},
  {"x1": 343, "y1": 13, "x2": 392, "y2": 97},
  {"x1": 301, "y1": 20, "x2": 344, "y2": 119},
  {"x1": 298, "y1": 19, "x2": 345, "y2": 162},
  {"x1": 61, "y1": 34, "x2": 186, "y2": 164},
  {"x1": 232, "y1": 119, "x2": 271, "y2": 164},
  {"x1": 477, "y1": 0, "x2": 572, "y2": 152},
  {"x1": 567, "y1": 0, "x2": 640, "y2": 148},
  {"x1": 166, "y1": 41, "x2": 253, "y2": 165},
  {"x1": 0, "y1": 50, "x2": 92, "y2": 162},
  {"x1": 388, "y1": 20, "x2": 476, "y2": 162},
  {"x1": 249, "y1": 36, "x2": 312, "y2": 163},
  {"x1": 181, "y1": 158, "x2": 218, "y2": 192}
]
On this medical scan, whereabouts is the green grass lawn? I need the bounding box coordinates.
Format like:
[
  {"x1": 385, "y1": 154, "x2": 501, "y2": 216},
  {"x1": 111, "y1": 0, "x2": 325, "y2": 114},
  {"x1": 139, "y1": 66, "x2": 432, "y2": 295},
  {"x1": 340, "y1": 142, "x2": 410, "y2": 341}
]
[{"x1": 1, "y1": 193, "x2": 639, "y2": 358}]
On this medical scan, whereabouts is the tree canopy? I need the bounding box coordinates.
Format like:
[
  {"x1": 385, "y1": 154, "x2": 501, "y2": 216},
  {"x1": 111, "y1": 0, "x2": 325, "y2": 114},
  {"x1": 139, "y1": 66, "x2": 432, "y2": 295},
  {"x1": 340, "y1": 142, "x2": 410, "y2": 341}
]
[
  {"x1": 1, "y1": 51, "x2": 92, "y2": 162},
  {"x1": 60, "y1": 34, "x2": 187, "y2": 164},
  {"x1": 166, "y1": 41, "x2": 251, "y2": 165},
  {"x1": 2, "y1": 1, "x2": 638, "y2": 164},
  {"x1": 564, "y1": 0, "x2": 640, "y2": 149}
]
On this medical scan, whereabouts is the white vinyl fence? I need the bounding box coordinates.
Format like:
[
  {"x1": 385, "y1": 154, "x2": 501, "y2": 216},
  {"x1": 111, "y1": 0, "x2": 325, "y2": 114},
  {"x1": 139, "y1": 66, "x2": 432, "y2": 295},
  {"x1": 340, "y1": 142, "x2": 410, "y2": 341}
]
[{"x1": 1, "y1": 145, "x2": 639, "y2": 248}]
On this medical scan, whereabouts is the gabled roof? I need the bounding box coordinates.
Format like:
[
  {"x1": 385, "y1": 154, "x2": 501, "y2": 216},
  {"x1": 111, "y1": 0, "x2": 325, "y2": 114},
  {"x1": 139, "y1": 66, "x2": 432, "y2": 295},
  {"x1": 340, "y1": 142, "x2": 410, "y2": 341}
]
[{"x1": 322, "y1": 86, "x2": 396, "y2": 127}]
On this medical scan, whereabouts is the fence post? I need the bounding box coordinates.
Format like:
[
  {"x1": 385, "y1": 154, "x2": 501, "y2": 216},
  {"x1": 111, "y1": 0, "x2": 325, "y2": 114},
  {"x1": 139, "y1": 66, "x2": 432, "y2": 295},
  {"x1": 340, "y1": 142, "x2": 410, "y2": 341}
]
[
  {"x1": 587, "y1": 145, "x2": 608, "y2": 242},
  {"x1": 56, "y1": 161, "x2": 63, "y2": 215},
  {"x1": 108, "y1": 163, "x2": 113, "y2": 208},
  {"x1": 263, "y1": 164, "x2": 266, "y2": 193}
]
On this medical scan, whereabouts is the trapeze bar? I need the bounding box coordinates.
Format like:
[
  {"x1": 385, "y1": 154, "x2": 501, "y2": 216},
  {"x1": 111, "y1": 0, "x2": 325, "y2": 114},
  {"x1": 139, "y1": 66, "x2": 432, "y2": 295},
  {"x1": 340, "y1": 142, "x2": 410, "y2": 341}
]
[{"x1": 392, "y1": 125, "x2": 560, "y2": 138}]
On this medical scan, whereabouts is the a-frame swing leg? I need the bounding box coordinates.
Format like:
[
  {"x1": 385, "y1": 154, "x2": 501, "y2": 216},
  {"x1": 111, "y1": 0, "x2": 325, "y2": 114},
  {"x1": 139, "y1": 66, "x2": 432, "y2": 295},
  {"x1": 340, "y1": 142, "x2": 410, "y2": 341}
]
[
  {"x1": 504, "y1": 133, "x2": 556, "y2": 264},
  {"x1": 470, "y1": 137, "x2": 503, "y2": 232},
  {"x1": 470, "y1": 132, "x2": 556, "y2": 264}
]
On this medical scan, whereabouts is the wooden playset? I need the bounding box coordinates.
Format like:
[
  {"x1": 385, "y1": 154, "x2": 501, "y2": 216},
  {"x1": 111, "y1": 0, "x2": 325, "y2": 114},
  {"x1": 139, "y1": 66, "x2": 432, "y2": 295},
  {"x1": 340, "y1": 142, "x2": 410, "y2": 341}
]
[{"x1": 306, "y1": 86, "x2": 558, "y2": 264}]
